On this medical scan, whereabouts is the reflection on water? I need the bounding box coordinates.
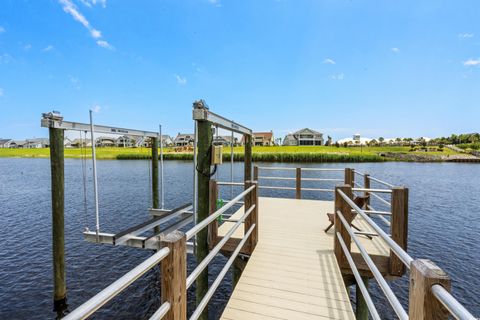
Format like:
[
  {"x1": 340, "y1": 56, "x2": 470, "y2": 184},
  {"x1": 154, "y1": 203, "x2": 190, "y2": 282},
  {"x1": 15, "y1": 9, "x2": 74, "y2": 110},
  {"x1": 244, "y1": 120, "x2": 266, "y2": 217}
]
[{"x1": 0, "y1": 159, "x2": 479, "y2": 319}]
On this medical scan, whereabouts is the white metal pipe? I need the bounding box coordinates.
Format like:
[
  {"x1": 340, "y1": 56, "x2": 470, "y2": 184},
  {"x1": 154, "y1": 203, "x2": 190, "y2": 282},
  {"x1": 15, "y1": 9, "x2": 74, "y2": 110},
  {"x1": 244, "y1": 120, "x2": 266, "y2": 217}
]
[
  {"x1": 63, "y1": 247, "x2": 171, "y2": 320},
  {"x1": 148, "y1": 302, "x2": 171, "y2": 320},
  {"x1": 257, "y1": 167, "x2": 344, "y2": 172},
  {"x1": 301, "y1": 188, "x2": 335, "y2": 192},
  {"x1": 369, "y1": 176, "x2": 395, "y2": 188},
  {"x1": 354, "y1": 170, "x2": 366, "y2": 177},
  {"x1": 258, "y1": 186, "x2": 296, "y2": 190},
  {"x1": 185, "y1": 185, "x2": 255, "y2": 240},
  {"x1": 89, "y1": 110, "x2": 100, "y2": 241},
  {"x1": 431, "y1": 284, "x2": 477, "y2": 320},
  {"x1": 371, "y1": 192, "x2": 392, "y2": 206},
  {"x1": 353, "y1": 188, "x2": 392, "y2": 194},
  {"x1": 367, "y1": 205, "x2": 391, "y2": 226},
  {"x1": 186, "y1": 205, "x2": 255, "y2": 289},
  {"x1": 159, "y1": 124, "x2": 164, "y2": 210},
  {"x1": 217, "y1": 181, "x2": 244, "y2": 186},
  {"x1": 230, "y1": 130, "x2": 234, "y2": 200},
  {"x1": 338, "y1": 190, "x2": 412, "y2": 267},
  {"x1": 258, "y1": 176, "x2": 296, "y2": 181},
  {"x1": 336, "y1": 211, "x2": 408, "y2": 320},
  {"x1": 189, "y1": 224, "x2": 255, "y2": 320},
  {"x1": 302, "y1": 178, "x2": 343, "y2": 182},
  {"x1": 336, "y1": 233, "x2": 381, "y2": 320}
]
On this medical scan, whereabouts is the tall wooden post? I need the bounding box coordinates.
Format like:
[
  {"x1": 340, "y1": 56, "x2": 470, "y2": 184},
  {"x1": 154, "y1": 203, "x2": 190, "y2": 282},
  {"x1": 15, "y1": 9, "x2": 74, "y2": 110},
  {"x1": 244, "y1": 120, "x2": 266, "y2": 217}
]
[
  {"x1": 151, "y1": 137, "x2": 159, "y2": 209},
  {"x1": 244, "y1": 181, "x2": 259, "y2": 253},
  {"x1": 344, "y1": 168, "x2": 354, "y2": 186},
  {"x1": 356, "y1": 277, "x2": 369, "y2": 320},
  {"x1": 296, "y1": 168, "x2": 302, "y2": 199},
  {"x1": 334, "y1": 185, "x2": 353, "y2": 269},
  {"x1": 161, "y1": 231, "x2": 187, "y2": 320},
  {"x1": 364, "y1": 174, "x2": 371, "y2": 208},
  {"x1": 390, "y1": 187, "x2": 409, "y2": 276},
  {"x1": 253, "y1": 166, "x2": 259, "y2": 181},
  {"x1": 195, "y1": 115, "x2": 212, "y2": 320},
  {"x1": 49, "y1": 127, "x2": 67, "y2": 311},
  {"x1": 244, "y1": 134, "x2": 252, "y2": 183},
  {"x1": 409, "y1": 259, "x2": 451, "y2": 320}
]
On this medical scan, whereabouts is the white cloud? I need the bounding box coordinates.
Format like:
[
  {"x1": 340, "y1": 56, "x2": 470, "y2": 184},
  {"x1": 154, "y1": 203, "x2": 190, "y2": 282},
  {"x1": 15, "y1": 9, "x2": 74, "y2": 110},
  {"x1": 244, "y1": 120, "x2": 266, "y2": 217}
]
[
  {"x1": 175, "y1": 74, "x2": 187, "y2": 85},
  {"x1": 208, "y1": 0, "x2": 222, "y2": 7},
  {"x1": 0, "y1": 53, "x2": 13, "y2": 64},
  {"x1": 0, "y1": 88, "x2": 4, "y2": 97},
  {"x1": 96, "y1": 40, "x2": 113, "y2": 50},
  {"x1": 43, "y1": 45, "x2": 54, "y2": 52},
  {"x1": 0, "y1": 26, "x2": 5, "y2": 33},
  {"x1": 463, "y1": 58, "x2": 480, "y2": 66},
  {"x1": 69, "y1": 75, "x2": 81, "y2": 89},
  {"x1": 58, "y1": 0, "x2": 112, "y2": 49},
  {"x1": 323, "y1": 58, "x2": 336, "y2": 65},
  {"x1": 91, "y1": 104, "x2": 101, "y2": 113},
  {"x1": 391, "y1": 47, "x2": 400, "y2": 53},
  {"x1": 23, "y1": 44, "x2": 32, "y2": 51},
  {"x1": 459, "y1": 33, "x2": 474, "y2": 39},
  {"x1": 80, "y1": 0, "x2": 107, "y2": 8},
  {"x1": 331, "y1": 73, "x2": 344, "y2": 80}
]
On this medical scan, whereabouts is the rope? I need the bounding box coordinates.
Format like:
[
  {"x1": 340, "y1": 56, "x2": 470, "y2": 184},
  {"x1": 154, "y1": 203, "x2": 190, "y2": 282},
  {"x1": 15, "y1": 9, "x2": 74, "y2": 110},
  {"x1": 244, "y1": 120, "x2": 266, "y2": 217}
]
[{"x1": 80, "y1": 131, "x2": 89, "y2": 231}]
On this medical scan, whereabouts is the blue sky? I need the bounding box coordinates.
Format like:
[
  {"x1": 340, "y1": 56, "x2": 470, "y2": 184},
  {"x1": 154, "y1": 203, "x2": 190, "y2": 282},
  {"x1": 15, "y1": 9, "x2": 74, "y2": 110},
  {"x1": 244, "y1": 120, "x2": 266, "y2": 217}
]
[{"x1": 0, "y1": 0, "x2": 479, "y2": 141}]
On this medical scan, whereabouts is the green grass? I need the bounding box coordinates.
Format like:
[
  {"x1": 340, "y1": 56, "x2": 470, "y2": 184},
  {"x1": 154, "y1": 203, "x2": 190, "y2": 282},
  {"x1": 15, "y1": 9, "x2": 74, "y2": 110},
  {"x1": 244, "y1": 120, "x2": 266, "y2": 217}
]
[{"x1": 0, "y1": 145, "x2": 462, "y2": 162}]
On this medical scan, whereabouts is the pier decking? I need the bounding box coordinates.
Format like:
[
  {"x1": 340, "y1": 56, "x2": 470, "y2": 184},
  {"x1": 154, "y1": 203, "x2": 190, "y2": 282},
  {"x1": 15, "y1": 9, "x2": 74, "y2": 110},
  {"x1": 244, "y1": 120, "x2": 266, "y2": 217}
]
[{"x1": 219, "y1": 197, "x2": 388, "y2": 320}]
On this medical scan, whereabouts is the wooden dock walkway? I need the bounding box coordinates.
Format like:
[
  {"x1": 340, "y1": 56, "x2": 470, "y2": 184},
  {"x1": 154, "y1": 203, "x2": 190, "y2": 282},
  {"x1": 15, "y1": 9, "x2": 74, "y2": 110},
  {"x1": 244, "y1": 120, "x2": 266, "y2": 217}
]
[{"x1": 219, "y1": 197, "x2": 390, "y2": 320}]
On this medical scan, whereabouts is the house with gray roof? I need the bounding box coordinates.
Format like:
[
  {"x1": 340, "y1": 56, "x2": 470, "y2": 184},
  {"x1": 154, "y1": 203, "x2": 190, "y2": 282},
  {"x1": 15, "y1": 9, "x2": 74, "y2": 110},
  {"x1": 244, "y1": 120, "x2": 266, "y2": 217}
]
[
  {"x1": 283, "y1": 128, "x2": 324, "y2": 146},
  {"x1": 174, "y1": 133, "x2": 195, "y2": 147}
]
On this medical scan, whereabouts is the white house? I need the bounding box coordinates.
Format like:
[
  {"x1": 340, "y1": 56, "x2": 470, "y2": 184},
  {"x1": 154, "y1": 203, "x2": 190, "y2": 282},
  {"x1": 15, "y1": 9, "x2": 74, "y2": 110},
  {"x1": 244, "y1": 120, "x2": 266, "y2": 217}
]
[
  {"x1": 337, "y1": 134, "x2": 372, "y2": 146},
  {"x1": 283, "y1": 128, "x2": 324, "y2": 146}
]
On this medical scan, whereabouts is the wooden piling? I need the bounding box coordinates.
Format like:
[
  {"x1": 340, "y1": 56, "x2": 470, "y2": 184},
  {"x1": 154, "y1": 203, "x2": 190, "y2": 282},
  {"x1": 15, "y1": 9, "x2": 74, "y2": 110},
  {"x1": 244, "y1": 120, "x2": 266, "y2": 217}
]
[
  {"x1": 296, "y1": 168, "x2": 302, "y2": 199},
  {"x1": 355, "y1": 277, "x2": 369, "y2": 320},
  {"x1": 253, "y1": 166, "x2": 259, "y2": 181},
  {"x1": 344, "y1": 168, "x2": 354, "y2": 186},
  {"x1": 161, "y1": 231, "x2": 187, "y2": 320},
  {"x1": 49, "y1": 127, "x2": 67, "y2": 311},
  {"x1": 334, "y1": 185, "x2": 353, "y2": 269},
  {"x1": 244, "y1": 134, "x2": 252, "y2": 182},
  {"x1": 409, "y1": 259, "x2": 451, "y2": 320},
  {"x1": 244, "y1": 181, "x2": 258, "y2": 254},
  {"x1": 390, "y1": 187, "x2": 408, "y2": 276},
  {"x1": 151, "y1": 137, "x2": 159, "y2": 209},
  {"x1": 363, "y1": 174, "x2": 370, "y2": 208},
  {"x1": 208, "y1": 179, "x2": 218, "y2": 248},
  {"x1": 195, "y1": 116, "x2": 212, "y2": 320}
]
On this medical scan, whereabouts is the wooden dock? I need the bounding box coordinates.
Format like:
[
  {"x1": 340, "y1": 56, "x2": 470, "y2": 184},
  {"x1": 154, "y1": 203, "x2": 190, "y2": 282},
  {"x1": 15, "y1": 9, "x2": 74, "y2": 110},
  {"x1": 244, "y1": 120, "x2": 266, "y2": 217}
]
[{"x1": 218, "y1": 197, "x2": 390, "y2": 320}]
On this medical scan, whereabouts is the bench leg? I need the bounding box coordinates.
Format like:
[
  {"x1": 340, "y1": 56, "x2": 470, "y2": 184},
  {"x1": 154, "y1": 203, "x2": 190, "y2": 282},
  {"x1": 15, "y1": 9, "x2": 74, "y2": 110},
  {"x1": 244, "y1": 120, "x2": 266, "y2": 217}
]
[{"x1": 324, "y1": 222, "x2": 334, "y2": 233}]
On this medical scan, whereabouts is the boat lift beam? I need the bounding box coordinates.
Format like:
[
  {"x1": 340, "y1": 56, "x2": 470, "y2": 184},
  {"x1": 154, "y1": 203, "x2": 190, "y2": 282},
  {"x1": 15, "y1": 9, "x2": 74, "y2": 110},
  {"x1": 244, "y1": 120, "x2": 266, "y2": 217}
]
[
  {"x1": 41, "y1": 112, "x2": 159, "y2": 138},
  {"x1": 192, "y1": 102, "x2": 252, "y2": 136}
]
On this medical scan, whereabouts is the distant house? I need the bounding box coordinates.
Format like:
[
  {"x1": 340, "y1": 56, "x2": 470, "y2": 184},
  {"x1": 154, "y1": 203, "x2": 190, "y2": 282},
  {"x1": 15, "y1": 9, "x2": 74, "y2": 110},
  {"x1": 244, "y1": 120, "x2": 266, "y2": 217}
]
[
  {"x1": 174, "y1": 133, "x2": 195, "y2": 147},
  {"x1": 96, "y1": 136, "x2": 116, "y2": 147},
  {"x1": 13, "y1": 140, "x2": 27, "y2": 148},
  {"x1": 25, "y1": 138, "x2": 50, "y2": 149},
  {"x1": 214, "y1": 135, "x2": 239, "y2": 146},
  {"x1": 0, "y1": 139, "x2": 14, "y2": 148},
  {"x1": 337, "y1": 134, "x2": 372, "y2": 146},
  {"x1": 241, "y1": 131, "x2": 275, "y2": 146},
  {"x1": 69, "y1": 139, "x2": 92, "y2": 148},
  {"x1": 160, "y1": 135, "x2": 173, "y2": 147},
  {"x1": 283, "y1": 128, "x2": 323, "y2": 146}
]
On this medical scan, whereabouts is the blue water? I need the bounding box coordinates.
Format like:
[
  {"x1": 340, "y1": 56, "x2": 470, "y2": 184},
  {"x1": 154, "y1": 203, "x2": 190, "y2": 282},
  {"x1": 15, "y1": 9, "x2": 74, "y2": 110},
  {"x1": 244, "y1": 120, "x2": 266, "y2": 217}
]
[{"x1": 0, "y1": 159, "x2": 478, "y2": 319}]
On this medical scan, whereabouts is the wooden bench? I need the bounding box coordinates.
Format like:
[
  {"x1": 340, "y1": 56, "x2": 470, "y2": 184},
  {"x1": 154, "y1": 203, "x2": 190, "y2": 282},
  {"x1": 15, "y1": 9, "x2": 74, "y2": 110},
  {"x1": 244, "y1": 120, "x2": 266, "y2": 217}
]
[{"x1": 324, "y1": 195, "x2": 371, "y2": 239}]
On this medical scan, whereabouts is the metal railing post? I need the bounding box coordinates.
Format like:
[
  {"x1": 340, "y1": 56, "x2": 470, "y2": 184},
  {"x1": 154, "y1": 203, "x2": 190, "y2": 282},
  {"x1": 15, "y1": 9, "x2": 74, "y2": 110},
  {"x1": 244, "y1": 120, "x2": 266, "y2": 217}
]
[
  {"x1": 296, "y1": 168, "x2": 302, "y2": 199},
  {"x1": 208, "y1": 180, "x2": 218, "y2": 248},
  {"x1": 334, "y1": 185, "x2": 353, "y2": 269},
  {"x1": 161, "y1": 231, "x2": 187, "y2": 320},
  {"x1": 409, "y1": 259, "x2": 451, "y2": 320},
  {"x1": 390, "y1": 187, "x2": 409, "y2": 276}
]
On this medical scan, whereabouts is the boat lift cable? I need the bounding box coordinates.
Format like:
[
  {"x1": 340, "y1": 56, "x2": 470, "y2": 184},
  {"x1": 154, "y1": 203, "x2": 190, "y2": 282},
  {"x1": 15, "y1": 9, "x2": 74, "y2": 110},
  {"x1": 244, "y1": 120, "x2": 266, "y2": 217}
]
[
  {"x1": 89, "y1": 110, "x2": 101, "y2": 241},
  {"x1": 159, "y1": 124, "x2": 164, "y2": 210},
  {"x1": 230, "y1": 130, "x2": 234, "y2": 200},
  {"x1": 80, "y1": 130, "x2": 89, "y2": 232}
]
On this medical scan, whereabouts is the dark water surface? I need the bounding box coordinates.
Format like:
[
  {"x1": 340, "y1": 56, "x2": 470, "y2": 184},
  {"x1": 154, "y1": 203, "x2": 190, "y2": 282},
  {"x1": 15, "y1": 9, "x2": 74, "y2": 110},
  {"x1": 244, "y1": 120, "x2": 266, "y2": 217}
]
[{"x1": 0, "y1": 159, "x2": 478, "y2": 319}]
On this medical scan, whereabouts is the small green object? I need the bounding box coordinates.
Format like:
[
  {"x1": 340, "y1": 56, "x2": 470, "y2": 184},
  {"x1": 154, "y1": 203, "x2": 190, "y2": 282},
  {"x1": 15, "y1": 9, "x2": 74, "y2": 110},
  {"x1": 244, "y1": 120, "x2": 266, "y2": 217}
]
[{"x1": 216, "y1": 198, "x2": 225, "y2": 222}]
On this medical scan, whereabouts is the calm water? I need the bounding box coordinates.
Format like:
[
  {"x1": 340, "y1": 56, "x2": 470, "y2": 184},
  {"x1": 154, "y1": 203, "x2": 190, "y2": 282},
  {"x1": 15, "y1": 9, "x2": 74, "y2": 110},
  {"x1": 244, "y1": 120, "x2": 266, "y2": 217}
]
[{"x1": 0, "y1": 159, "x2": 479, "y2": 319}]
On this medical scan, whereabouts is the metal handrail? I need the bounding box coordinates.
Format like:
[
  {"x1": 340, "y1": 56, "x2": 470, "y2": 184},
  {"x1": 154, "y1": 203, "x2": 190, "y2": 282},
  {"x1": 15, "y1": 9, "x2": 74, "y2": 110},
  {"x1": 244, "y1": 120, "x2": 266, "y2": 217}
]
[
  {"x1": 217, "y1": 181, "x2": 244, "y2": 186},
  {"x1": 257, "y1": 166, "x2": 344, "y2": 172},
  {"x1": 367, "y1": 205, "x2": 391, "y2": 226},
  {"x1": 353, "y1": 187, "x2": 392, "y2": 194},
  {"x1": 185, "y1": 185, "x2": 256, "y2": 240},
  {"x1": 258, "y1": 176, "x2": 296, "y2": 181},
  {"x1": 369, "y1": 176, "x2": 395, "y2": 188},
  {"x1": 63, "y1": 247, "x2": 171, "y2": 320},
  {"x1": 149, "y1": 302, "x2": 171, "y2": 320},
  {"x1": 337, "y1": 189, "x2": 413, "y2": 267},
  {"x1": 259, "y1": 186, "x2": 296, "y2": 191},
  {"x1": 190, "y1": 224, "x2": 256, "y2": 320},
  {"x1": 301, "y1": 188, "x2": 335, "y2": 192},
  {"x1": 337, "y1": 210, "x2": 408, "y2": 320},
  {"x1": 187, "y1": 204, "x2": 255, "y2": 289},
  {"x1": 354, "y1": 170, "x2": 366, "y2": 177},
  {"x1": 431, "y1": 285, "x2": 477, "y2": 320},
  {"x1": 336, "y1": 232, "x2": 381, "y2": 320},
  {"x1": 370, "y1": 192, "x2": 392, "y2": 206}
]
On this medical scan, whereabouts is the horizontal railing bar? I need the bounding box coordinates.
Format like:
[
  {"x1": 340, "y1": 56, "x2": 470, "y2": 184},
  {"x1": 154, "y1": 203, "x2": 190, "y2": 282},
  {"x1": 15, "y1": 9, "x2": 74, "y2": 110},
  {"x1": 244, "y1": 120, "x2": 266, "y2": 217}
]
[
  {"x1": 301, "y1": 188, "x2": 335, "y2": 192},
  {"x1": 302, "y1": 178, "x2": 343, "y2": 182},
  {"x1": 189, "y1": 224, "x2": 255, "y2": 320},
  {"x1": 223, "y1": 200, "x2": 245, "y2": 205},
  {"x1": 186, "y1": 205, "x2": 255, "y2": 289},
  {"x1": 259, "y1": 186, "x2": 296, "y2": 190},
  {"x1": 301, "y1": 168, "x2": 345, "y2": 172},
  {"x1": 217, "y1": 181, "x2": 245, "y2": 186},
  {"x1": 370, "y1": 192, "x2": 392, "y2": 206},
  {"x1": 431, "y1": 284, "x2": 477, "y2": 320},
  {"x1": 353, "y1": 188, "x2": 392, "y2": 194},
  {"x1": 367, "y1": 205, "x2": 391, "y2": 226},
  {"x1": 185, "y1": 185, "x2": 255, "y2": 241},
  {"x1": 258, "y1": 176, "x2": 296, "y2": 181},
  {"x1": 354, "y1": 171, "x2": 366, "y2": 177},
  {"x1": 354, "y1": 182, "x2": 363, "y2": 187},
  {"x1": 257, "y1": 167, "x2": 297, "y2": 171},
  {"x1": 338, "y1": 190, "x2": 412, "y2": 267},
  {"x1": 63, "y1": 247, "x2": 171, "y2": 320},
  {"x1": 363, "y1": 209, "x2": 392, "y2": 216},
  {"x1": 337, "y1": 211, "x2": 408, "y2": 320},
  {"x1": 369, "y1": 176, "x2": 395, "y2": 188},
  {"x1": 148, "y1": 302, "x2": 171, "y2": 320},
  {"x1": 257, "y1": 167, "x2": 344, "y2": 172},
  {"x1": 354, "y1": 231, "x2": 379, "y2": 237},
  {"x1": 336, "y1": 232, "x2": 381, "y2": 320}
]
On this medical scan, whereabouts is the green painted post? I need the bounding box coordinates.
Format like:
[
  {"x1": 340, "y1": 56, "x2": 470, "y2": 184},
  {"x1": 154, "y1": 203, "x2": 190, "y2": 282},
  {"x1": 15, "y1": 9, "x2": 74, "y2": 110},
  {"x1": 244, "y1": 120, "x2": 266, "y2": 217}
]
[
  {"x1": 195, "y1": 111, "x2": 212, "y2": 320},
  {"x1": 151, "y1": 137, "x2": 159, "y2": 209},
  {"x1": 49, "y1": 127, "x2": 67, "y2": 312},
  {"x1": 356, "y1": 277, "x2": 369, "y2": 320}
]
